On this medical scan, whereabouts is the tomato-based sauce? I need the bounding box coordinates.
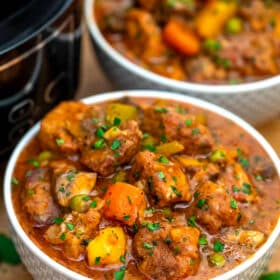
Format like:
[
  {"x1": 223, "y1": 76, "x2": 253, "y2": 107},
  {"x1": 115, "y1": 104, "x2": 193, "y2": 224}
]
[{"x1": 12, "y1": 97, "x2": 280, "y2": 279}]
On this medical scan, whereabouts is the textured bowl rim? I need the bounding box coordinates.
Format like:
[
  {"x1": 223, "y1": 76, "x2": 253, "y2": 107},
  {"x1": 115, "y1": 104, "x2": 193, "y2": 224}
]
[
  {"x1": 4, "y1": 90, "x2": 280, "y2": 280},
  {"x1": 85, "y1": 0, "x2": 280, "y2": 95}
]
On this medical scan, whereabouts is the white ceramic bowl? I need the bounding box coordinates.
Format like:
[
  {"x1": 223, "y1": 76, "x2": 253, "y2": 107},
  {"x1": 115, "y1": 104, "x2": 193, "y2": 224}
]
[
  {"x1": 85, "y1": 0, "x2": 280, "y2": 126},
  {"x1": 4, "y1": 90, "x2": 280, "y2": 280}
]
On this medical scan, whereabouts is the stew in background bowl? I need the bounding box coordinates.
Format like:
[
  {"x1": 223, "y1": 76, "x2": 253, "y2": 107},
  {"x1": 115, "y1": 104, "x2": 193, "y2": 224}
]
[
  {"x1": 4, "y1": 91, "x2": 280, "y2": 280},
  {"x1": 85, "y1": 0, "x2": 280, "y2": 126},
  {"x1": 94, "y1": 0, "x2": 280, "y2": 85}
]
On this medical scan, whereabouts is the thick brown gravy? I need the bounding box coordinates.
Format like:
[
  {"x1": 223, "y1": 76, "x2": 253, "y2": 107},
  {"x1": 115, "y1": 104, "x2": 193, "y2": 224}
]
[{"x1": 12, "y1": 97, "x2": 280, "y2": 279}]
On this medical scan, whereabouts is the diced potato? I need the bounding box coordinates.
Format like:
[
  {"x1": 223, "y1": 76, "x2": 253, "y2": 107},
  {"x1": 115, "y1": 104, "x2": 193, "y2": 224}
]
[
  {"x1": 55, "y1": 171, "x2": 97, "y2": 207},
  {"x1": 238, "y1": 230, "x2": 265, "y2": 249},
  {"x1": 195, "y1": 0, "x2": 237, "y2": 38},
  {"x1": 156, "y1": 141, "x2": 184, "y2": 156},
  {"x1": 226, "y1": 229, "x2": 265, "y2": 249},
  {"x1": 87, "y1": 227, "x2": 126, "y2": 266},
  {"x1": 104, "y1": 127, "x2": 121, "y2": 140},
  {"x1": 106, "y1": 103, "x2": 138, "y2": 124}
]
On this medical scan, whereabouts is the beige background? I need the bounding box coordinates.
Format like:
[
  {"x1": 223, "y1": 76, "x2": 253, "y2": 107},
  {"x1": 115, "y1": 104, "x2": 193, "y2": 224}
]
[{"x1": 0, "y1": 31, "x2": 279, "y2": 279}]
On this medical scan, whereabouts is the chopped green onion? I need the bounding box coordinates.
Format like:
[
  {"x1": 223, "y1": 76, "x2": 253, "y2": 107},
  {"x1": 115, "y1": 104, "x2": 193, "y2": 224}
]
[
  {"x1": 230, "y1": 199, "x2": 238, "y2": 209},
  {"x1": 111, "y1": 139, "x2": 121, "y2": 150},
  {"x1": 113, "y1": 117, "x2": 121, "y2": 126},
  {"x1": 93, "y1": 139, "x2": 106, "y2": 149},
  {"x1": 114, "y1": 266, "x2": 126, "y2": 280},
  {"x1": 56, "y1": 138, "x2": 64, "y2": 145},
  {"x1": 187, "y1": 215, "x2": 196, "y2": 227},
  {"x1": 65, "y1": 223, "x2": 74, "y2": 231},
  {"x1": 199, "y1": 235, "x2": 208, "y2": 245},
  {"x1": 158, "y1": 156, "x2": 169, "y2": 164},
  {"x1": 213, "y1": 240, "x2": 224, "y2": 252},
  {"x1": 54, "y1": 217, "x2": 63, "y2": 225},
  {"x1": 146, "y1": 223, "x2": 160, "y2": 232},
  {"x1": 94, "y1": 256, "x2": 101, "y2": 265},
  {"x1": 185, "y1": 119, "x2": 193, "y2": 127},
  {"x1": 143, "y1": 242, "x2": 153, "y2": 249},
  {"x1": 95, "y1": 127, "x2": 105, "y2": 138}
]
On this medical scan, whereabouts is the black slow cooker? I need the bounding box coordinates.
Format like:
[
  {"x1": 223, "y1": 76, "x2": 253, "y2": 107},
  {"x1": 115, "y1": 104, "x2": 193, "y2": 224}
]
[{"x1": 0, "y1": 0, "x2": 82, "y2": 158}]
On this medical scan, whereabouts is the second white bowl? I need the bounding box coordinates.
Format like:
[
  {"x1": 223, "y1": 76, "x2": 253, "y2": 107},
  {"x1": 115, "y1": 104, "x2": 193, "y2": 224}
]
[{"x1": 85, "y1": 0, "x2": 280, "y2": 126}]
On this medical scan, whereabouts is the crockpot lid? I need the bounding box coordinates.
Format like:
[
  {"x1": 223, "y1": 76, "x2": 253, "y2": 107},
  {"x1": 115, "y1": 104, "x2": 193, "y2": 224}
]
[{"x1": 0, "y1": 0, "x2": 73, "y2": 55}]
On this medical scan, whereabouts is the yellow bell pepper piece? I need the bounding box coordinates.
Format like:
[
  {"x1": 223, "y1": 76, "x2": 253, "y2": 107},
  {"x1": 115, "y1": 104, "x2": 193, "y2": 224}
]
[
  {"x1": 177, "y1": 156, "x2": 203, "y2": 167},
  {"x1": 274, "y1": 15, "x2": 280, "y2": 38},
  {"x1": 156, "y1": 141, "x2": 184, "y2": 156},
  {"x1": 196, "y1": 0, "x2": 237, "y2": 38},
  {"x1": 106, "y1": 103, "x2": 138, "y2": 124},
  {"x1": 87, "y1": 227, "x2": 126, "y2": 266}
]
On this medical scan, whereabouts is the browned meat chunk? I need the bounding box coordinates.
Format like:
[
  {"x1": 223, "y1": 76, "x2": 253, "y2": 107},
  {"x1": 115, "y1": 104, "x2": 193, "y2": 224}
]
[
  {"x1": 138, "y1": 0, "x2": 196, "y2": 14},
  {"x1": 163, "y1": 110, "x2": 214, "y2": 155},
  {"x1": 131, "y1": 151, "x2": 191, "y2": 207},
  {"x1": 192, "y1": 181, "x2": 241, "y2": 234},
  {"x1": 252, "y1": 158, "x2": 276, "y2": 181},
  {"x1": 219, "y1": 33, "x2": 278, "y2": 77},
  {"x1": 23, "y1": 168, "x2": 60, "y2": 226},
  {"x1": 162, "y1": 0, "x2": 197, "y2": 14},
  {"x1": 221, "y1": 161, "x2": 257, "y2": 203},
  {"x1": 95, "y1": 0, "x2": 133, "y2": 32},
  {"x1": 133, "y1": 223, "x2": 200, "y2": 279},
  {"x1": 137, "y1": 0, "x2": 160, "y2": 11},
  {"x1": 81, "y1": 120, "x2": 142, "y2": 176},
  {"x1": 169, "y1": 226, "x2": 200, "y2": 277},
  {"x1": 176, "y1": 156, "x2": 220, "y2": 193},
  {"x1": 185, "y1": 56, "x2": 227, "y2": 83},
  {"x1": 44, "y1": 202, "x2": 103, "y2": 260},
  {"x1": 240, "y1": 0, "x2": 275, "y2": 32},
  {"x1": 39, "y1": 102, "x2": 88, "y2": 154},
  {"x1": 126, "y1": 9, "x2": 163, "y2": 59},
  {"x1": 142, "y1": 106, "x2": 214, "y2": 155},
  {"x1": 125, "y1": 9, "x2": 186, "y2": 80}
]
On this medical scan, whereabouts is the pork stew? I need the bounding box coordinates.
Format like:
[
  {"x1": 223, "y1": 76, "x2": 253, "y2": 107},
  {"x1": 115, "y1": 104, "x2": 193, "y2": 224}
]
[
  {"x1": 12, "y1": 97, "x2": 280, "y2": 279},
  {"x1": 94, "y1": 0, "x2": 280, "y2": 84}
]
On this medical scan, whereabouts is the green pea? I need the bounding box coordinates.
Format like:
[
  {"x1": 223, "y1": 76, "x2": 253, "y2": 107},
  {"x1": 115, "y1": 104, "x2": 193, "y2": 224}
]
[
  {"x1": 226, "y1": 17, "x2": 243, "y2": 34},
  {"x1": 69, "y1": 195, "x2": 91, "y2": 213},
  {"x1": 208, "y1": 253, "x2": 226, "y2": 267},
  {"x1": 38, "y1": 151, "x2": 53, "y2": 162},
  {"x1": 203, "y1": 39, "x2": 222, "y2": 52}
]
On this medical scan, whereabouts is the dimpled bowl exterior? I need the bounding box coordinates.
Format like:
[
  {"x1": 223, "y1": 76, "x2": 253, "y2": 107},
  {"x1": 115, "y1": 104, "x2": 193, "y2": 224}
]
[
  {"x1": 12, "y1": 226, "x2": 279, "y2": 280},
  {"x1": 85, "y1": 0, "x2": 280, "y2": 126},
  {"x1": 5, "y1": 91, "x2": 280, "y2": 280}
]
